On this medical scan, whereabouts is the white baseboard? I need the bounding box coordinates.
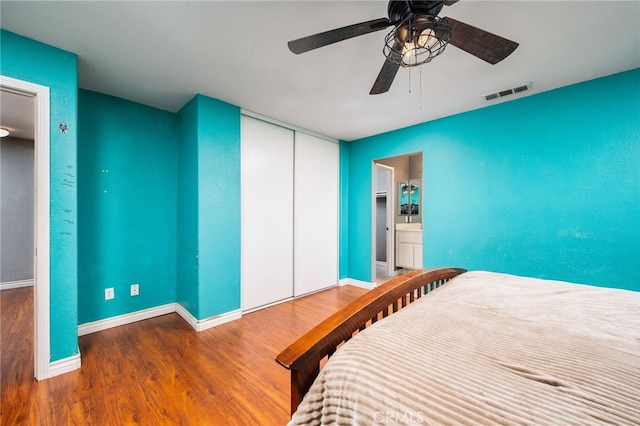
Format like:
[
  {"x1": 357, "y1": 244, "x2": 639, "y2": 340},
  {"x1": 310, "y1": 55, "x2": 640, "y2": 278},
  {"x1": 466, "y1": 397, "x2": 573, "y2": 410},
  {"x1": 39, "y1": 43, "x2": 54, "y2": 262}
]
[
  {"x1": 1, "y1": 279, "x2": 34, "y2": 290},
  {"x1": 47, "y1": 352, "x2": 81, "y2": 378},
  {"x1": 339, "y1": 278, "x2": 377, "y2": 290},
  {"x1": 78, "y1": 303, "x2": 175, "y2": 336},
  {"x1": 175, "y1": 303, "x2": 242, "y2": 332},
  {"x1": 78, "y1": 302, "x2": 243, "y2": 336}
]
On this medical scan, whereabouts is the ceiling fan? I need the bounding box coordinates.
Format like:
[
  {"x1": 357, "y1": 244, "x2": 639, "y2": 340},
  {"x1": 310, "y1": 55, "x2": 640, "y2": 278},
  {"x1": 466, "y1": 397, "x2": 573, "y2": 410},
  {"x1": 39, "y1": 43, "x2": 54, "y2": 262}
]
[{"x1": 288, "y1": 0, "x2": 519, "y2": 95}]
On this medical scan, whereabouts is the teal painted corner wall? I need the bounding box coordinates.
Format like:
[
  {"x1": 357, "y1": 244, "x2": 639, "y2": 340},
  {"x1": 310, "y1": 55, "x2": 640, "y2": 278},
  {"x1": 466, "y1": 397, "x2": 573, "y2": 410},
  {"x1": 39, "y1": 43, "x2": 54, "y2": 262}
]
[
  {"x1": 176, "y1": 95, "x2": 241, "y2": 319},
  {"x1": 346, "y1": 69, "x2": 640, "y2": 291},
  {"x1": 77, "y1": 91, "x2": 240, "y2": 324},
  {"x1": 0, "y1": 30, "x2": 79, "y2": 361},
  {"x1": 195, "y1": 95, "x2": 241, "y2": 318},
  {"x1": 176, "y1": 96, "x2": 200, "y2": 316},
  {"x1": 77, "y1": 90, "x2": 178, "y2": 323}
]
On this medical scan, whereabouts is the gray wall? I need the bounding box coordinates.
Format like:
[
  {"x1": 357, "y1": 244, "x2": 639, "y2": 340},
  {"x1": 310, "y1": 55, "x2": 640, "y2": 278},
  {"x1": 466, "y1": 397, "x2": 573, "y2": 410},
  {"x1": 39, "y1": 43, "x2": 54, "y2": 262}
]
[
  {"x1": 1, "y1": 137, "x2": 34, "y2": 283},
  {"x1": 375, "y1": 197, "x2": 387, "y2": 262}
]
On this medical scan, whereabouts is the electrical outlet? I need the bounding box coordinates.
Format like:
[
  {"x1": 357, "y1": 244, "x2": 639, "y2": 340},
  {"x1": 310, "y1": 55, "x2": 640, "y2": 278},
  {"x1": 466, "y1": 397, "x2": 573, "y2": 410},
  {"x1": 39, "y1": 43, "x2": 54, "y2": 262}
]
[
  {"x1": 130, "y1": 284, "x2": 139, "y2": 296},
  {"x1": 105, "y1": 287, "x2": 115, "y2": 300}
]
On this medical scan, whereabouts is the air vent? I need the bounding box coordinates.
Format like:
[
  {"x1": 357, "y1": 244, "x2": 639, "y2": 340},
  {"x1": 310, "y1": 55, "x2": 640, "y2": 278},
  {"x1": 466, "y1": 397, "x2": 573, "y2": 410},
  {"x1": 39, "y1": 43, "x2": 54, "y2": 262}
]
[
  {"x1": 513, "y1": 84, "x2": 529, "y2": 93},
  {"x1": 483, "y1": 82, "x2": 531, "y2": 101}
]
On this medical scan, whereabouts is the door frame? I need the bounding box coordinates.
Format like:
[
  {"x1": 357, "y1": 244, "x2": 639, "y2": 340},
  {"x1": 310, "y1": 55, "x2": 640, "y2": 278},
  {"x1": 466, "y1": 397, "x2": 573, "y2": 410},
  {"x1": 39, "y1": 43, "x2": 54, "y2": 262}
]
[
  {"x1": 372, "y1": 162, "x2": 395, "y2": 283},
  {"x1": 1, "y1": 75, "x2": 51, "y2": 380}
]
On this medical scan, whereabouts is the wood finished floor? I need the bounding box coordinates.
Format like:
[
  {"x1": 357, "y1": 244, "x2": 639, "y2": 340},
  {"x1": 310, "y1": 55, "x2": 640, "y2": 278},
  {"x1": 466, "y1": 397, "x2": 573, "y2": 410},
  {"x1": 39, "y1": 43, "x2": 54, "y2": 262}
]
[{"x1": 0, "y1": 285, "x2": 367, "y2": 425}]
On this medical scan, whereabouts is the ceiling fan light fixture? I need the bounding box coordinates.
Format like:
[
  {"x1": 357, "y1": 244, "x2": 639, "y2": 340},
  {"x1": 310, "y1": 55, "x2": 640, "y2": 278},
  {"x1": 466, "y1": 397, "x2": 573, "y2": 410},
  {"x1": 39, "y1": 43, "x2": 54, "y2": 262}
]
[
  {"x1": 417, "y1": 28, "x2": 436, "y2": 48},
  {"x1": 384, "y1": 15, "x2": 451, "y2": 67},
  {"x1": 287, "y1": 0, "x2": 519, "y2": 95}
]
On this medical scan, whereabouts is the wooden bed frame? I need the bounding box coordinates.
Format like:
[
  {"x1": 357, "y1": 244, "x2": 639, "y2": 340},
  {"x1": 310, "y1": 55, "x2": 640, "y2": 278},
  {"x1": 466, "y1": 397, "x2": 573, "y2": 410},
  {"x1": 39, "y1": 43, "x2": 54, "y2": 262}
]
[{"x1": 275, "y1": 267, "x2": 466, "y2": 415}]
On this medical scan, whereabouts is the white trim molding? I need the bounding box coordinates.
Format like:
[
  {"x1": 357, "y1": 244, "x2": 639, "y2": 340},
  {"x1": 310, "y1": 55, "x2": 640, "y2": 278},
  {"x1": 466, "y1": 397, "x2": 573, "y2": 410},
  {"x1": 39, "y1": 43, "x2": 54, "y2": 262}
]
[
  {"x1": 78, "y1": 303, "x2": 175, "y2": 336},
  {"x1": 175, "y1": 304, "x2": 242, "y2": 332},
  {"x1": 0, "y1": 279, "x2": 34, "y2": 290},
  {"x1": 48, "y1": 352, "x2": 81, "y2": 378},
  {"x1": 339, "y1": 278, "x2": 377, "y2": 290},
  {"x1": 78, "y1": 303, "x2": 244, "y2": 336}
]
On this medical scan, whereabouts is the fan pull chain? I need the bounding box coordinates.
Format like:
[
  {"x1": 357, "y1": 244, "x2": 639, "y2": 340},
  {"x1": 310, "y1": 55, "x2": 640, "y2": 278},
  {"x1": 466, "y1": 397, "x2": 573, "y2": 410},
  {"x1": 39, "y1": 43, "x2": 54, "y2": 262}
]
[
  {"x1": 419, "y1": 65, "x2": 423, "y2": 110},
  {"x1": 412, "y1": 44, "x2": 419, "y2": 94}
]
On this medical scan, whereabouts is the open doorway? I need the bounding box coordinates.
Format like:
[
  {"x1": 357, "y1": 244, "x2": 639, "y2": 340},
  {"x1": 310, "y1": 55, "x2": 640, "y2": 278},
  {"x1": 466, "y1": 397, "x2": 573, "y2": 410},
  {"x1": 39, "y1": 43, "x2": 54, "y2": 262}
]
[
  {"x1": 372, "y1": 153, "x2": 423, "y2": 285},
  {"x1": 1, "y1": 75, "x2": 51, "y2": 380},
  {"x1": 1, "y1": 92, "x2": 34, "y2": 287},
  {"x1": 373, "y1": 163, "x2": 395, "y2": 284}
]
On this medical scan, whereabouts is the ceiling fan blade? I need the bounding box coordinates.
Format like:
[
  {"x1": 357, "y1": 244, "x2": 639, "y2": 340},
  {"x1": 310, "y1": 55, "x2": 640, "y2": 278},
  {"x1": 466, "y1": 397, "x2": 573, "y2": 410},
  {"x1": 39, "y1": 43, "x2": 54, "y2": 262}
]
[
  {"x1": 288, "y1": 17, "x2": 391, "y2": 54},
  {"x1": 370, "y1": 40, "x2": 402, "y2": 95},
  {"x1": 444, "y1": 17, "x2": 519, "y2": 64}
]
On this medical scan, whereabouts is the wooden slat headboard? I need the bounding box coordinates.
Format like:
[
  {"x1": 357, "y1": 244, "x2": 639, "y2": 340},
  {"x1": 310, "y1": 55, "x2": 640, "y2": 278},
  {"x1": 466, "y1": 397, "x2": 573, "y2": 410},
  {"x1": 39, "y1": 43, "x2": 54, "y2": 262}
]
[{"x1": 275, "y1": 267, "x2": 467, "y2": 415}]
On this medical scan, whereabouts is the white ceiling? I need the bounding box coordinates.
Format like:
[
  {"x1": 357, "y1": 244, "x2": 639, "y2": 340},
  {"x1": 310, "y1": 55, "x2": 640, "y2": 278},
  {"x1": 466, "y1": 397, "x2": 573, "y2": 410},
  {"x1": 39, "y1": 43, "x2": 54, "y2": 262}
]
[{"x1": 1, "y1": 1, "x2": 639, "y2": 141}]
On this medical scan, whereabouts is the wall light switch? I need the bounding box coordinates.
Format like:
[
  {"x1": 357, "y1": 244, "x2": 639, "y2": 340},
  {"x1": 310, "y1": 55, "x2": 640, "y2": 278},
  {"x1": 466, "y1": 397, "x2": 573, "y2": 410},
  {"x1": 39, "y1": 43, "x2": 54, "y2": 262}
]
[
  {"x1": 105, "y1": 287, "x2": 115, "y2": 300},
  {"x1": 130, "y1": 284, "x2": 139, "y2": 296}
]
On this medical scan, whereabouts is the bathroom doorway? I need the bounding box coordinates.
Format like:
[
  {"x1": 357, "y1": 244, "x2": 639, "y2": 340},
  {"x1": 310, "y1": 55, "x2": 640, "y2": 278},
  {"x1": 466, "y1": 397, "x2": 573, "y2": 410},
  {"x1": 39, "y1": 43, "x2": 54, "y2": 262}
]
[
  {"x1": 372, "y1": 152, "x2": 423, "y2": 284},
  {"x1": 373, "y1": 163, "x2": 394, "y2": 284}
]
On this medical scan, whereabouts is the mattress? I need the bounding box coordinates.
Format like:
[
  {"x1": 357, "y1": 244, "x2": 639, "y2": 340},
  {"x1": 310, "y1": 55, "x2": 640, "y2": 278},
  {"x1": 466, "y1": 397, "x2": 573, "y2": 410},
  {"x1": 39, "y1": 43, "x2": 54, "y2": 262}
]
[{"x1": 288, "y1": 271, "x2": 640, "y2": 425}]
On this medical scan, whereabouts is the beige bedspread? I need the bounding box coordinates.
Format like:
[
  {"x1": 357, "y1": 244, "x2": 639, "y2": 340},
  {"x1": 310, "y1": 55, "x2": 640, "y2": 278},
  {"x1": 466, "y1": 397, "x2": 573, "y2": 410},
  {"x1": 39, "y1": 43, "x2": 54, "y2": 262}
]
[{"x1": 288, "y1": 271, "x2": 640, "y2": 425}]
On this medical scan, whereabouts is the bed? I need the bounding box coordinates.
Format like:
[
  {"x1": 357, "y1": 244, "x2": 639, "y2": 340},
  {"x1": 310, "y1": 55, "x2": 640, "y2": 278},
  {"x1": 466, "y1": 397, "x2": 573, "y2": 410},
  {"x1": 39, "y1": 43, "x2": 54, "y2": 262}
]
[{"x1": 276, "y1": 268, "x2": 640, "y2": 425}]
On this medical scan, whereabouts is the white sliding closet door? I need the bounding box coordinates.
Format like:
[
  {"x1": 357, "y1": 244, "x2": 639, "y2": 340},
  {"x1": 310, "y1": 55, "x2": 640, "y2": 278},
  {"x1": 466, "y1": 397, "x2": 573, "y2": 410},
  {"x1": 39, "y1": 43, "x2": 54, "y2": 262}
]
[
  {"x1": 241, "y1": 115, "x2": 294, "y2": 311},
  {"x1": 294, "y1": 132, "x2": 339, "y2": 296}
]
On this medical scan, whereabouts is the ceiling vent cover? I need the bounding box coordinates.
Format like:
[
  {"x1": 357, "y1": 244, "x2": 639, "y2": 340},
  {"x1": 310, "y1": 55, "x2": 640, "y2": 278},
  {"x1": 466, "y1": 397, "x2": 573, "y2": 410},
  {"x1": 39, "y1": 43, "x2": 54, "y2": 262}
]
[{"x1": 483, "y1": 82, "x2": 530, "y2": 101}]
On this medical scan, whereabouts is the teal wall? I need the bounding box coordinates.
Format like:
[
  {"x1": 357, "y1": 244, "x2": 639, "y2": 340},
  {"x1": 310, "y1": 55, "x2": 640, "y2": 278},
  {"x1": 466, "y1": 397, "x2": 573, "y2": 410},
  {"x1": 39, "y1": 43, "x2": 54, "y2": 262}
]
[
  {"x1": 176, "y1": 96, "x2": 200, "y2": 315},
  {"x1": 78, "y1": 92, "x2": 240, "y2": 323},
  {"x1": 196, "y1": 96, "x2": 241, "y2": 318},
  {"x1": 346, "y1": 69, "x2": 640, "y2": 291},
  {"x1": 77, "y1": 90, "x2": 240, "y2": 325},
  {"x1": 177, "y1": 95, "x2": 241, "y2": 319},
  {"x1": 0, "y1": 30, "x2": 79, "y2": 361},
  {"x1": 77, "y1": 90, "x2": 177, "y2": 323}
]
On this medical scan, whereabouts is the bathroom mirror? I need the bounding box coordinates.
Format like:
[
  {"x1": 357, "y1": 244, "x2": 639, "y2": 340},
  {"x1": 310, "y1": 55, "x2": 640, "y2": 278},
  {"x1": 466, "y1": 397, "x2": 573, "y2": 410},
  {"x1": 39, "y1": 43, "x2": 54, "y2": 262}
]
[{"x1": 399, "y1": 179, "x2": 419, "y2": 216}]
